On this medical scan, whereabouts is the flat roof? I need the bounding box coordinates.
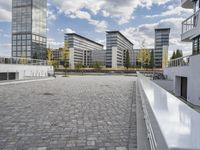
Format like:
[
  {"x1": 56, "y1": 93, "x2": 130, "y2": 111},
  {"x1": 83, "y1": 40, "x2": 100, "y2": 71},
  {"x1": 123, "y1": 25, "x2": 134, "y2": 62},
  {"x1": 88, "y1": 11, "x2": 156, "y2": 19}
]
[
  {"x1": 106, "y1": 31, "x2": 134, "y2": 46},
  {"x1": 65, "y1": 33, "x2": 103, "y2": 47},
  {"x1": 155, "y1": 28, "x2": 171, "y2": 31}
]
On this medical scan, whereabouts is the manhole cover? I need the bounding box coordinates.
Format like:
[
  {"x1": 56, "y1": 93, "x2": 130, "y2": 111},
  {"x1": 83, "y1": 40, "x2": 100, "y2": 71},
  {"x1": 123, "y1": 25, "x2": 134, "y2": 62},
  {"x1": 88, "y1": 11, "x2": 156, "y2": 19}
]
[{"x1": 43, "y1": 93, "x2": 54, "y2": 96}]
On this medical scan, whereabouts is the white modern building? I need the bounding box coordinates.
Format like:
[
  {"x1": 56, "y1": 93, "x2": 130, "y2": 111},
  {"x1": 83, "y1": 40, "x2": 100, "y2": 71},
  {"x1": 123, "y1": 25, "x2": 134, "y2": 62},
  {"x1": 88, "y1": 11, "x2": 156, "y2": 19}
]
[
  {"x1": 65, "y1": 33, "x2": 104, "y2": 69},
  {"x1": 0, "y1": 57, "x2": 53, "y2": 80},
  {"x1": 164, "y1": 0, "x2": 200, "y2": 105},
  {"x1": 106, "y1": 31, "x2": 134, "y2": 68}
]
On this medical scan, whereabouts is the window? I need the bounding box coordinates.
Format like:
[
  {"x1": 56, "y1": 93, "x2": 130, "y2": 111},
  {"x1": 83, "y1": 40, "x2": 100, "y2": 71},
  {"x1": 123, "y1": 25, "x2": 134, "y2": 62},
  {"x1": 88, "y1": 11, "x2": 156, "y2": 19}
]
[{"x1": 193, "y1": 36, "x2": 200, "y2": 55}]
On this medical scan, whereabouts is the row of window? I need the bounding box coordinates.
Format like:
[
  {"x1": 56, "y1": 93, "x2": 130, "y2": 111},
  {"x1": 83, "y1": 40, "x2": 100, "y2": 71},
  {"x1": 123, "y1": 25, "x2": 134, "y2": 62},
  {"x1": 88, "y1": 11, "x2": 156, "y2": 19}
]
[
  {"x1": 12, "y1": 34, "x2": 46, "y2": 42},
  {"x1": 193, "y1": 36, "x2": 200, "y2": 55}
]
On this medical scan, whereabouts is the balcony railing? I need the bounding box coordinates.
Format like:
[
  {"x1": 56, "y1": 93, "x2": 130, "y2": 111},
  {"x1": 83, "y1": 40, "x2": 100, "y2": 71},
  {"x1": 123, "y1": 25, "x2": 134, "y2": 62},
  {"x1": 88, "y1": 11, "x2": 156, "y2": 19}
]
[
  {"x1": 167, "y1": 55, "x2": 191, "y2": 67},
  {"x1": 182, "y1": 9, "x2": 200, "y2": 34},
  {"x1": 0, "y1": 56, "x2": 48, "y2": 66}
]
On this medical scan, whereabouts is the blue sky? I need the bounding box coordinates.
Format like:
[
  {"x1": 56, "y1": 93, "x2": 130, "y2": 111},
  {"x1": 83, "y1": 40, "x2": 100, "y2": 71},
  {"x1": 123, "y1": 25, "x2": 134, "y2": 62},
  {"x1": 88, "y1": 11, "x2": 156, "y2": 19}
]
[{"x1": 0, "y1": 0, "x2": 193, "y2": 57}]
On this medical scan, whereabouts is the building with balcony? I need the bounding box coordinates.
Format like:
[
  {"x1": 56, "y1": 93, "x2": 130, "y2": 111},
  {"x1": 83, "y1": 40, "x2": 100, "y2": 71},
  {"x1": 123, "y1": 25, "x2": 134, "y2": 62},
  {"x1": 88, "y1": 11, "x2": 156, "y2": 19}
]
[
  {"x1": 12, "y1": 0, "x2": 47, "y2": 60},
  {"x1": 106, "y1": 31, "x2": 134, "y2": 68},
  {"x1": 154, "y1": 28, "x2": 170, "y2": 68},
  {"x1": 164, "y1": 0, "x2": 200, "y2": 106},
  {"x1": 181, "y1": 0, "x2": 200, "y2": 55},
  {"x1": 65, "y1": 33, "x2": 104, "y2": 69}
]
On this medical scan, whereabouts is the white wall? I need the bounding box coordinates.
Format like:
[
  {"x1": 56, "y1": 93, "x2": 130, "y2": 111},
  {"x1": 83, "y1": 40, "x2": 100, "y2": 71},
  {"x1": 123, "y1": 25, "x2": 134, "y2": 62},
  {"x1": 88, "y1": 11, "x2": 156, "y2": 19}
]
[
  {"x1": 164, "y1": 54, "x2": 200, "y2": 105},
  {"x1": 112, "y1": 47, "x2": 117, "y2": 68},
  {"x1": 0, "y1": 64, "x2": 54, "y2": 80},
  {"x1": 69, "y1": 48, "x2": 75, "y2": 69}
]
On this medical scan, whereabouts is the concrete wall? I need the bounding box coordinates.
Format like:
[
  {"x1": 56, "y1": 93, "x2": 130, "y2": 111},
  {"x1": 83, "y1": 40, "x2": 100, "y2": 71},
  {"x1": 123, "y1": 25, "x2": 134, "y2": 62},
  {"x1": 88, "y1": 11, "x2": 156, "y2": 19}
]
[
  {"x1": 112, "y1": 47, "x2": 117, "y2": 68},
  {"x1": 0, "y1": 64, "x2": 54, "y2": 80},
  {"x1": 164, "y1": 54, "x2": 200, "y2": 105},
  {"x1": 69, "y1": 48, "x2": 75, "y2": 69}
]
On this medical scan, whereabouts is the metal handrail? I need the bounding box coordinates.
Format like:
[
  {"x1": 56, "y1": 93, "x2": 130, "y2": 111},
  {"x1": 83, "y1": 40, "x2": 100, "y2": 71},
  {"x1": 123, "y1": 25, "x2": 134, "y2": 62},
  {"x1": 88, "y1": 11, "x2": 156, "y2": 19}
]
[
  {"x1": 167, "y1": 55, "x2": 191, "y2": 67},
  {"x1": 182, "y1": 9, "x2": 200, "y2": 34},
  {"x1": 0, "y1": 56, "x2": 48, "y2": 66}
]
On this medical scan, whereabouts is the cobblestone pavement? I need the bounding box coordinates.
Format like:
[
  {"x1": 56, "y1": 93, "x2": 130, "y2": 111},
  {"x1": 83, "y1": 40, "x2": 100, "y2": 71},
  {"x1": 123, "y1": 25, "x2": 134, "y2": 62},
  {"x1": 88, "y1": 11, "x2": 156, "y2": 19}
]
[{"x1": 0, "y1": 76, "x2": 137, "y2": 150}]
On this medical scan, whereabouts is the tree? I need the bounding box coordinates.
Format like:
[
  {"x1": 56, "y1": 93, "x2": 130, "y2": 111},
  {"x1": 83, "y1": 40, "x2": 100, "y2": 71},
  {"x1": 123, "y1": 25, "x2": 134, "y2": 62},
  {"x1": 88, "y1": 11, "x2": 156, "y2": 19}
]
[
  {"x1": 75, "y1": 62, "x2": 83, "y2": 70},
  {"x1": 170, "y1": 51, "x2": 176, "y2": 60},
  {"x1": 52, "y1": 60, "x2": 59, "y2": 69},
  {"x1": 19, "y1": 51, "x2": 27, "y2": 64},
  {"x1": 137, "y1": 41, "x2": 150, "y2": 68},
  {"x1": 175, "y1": 49, "x2": 183, "y2": 58},
  {"x1": 124, "y1": 50, "x2": 131, "y2": 69},
  {"x1": 47, "y1": 47, "x2": 53, "y2": 65},
  {"x1": 171, "y1": 49, "x2": 183, "y2": 60},
  {"x1": 61, "y1": 41, "x2": 69, "y2": 76},
  {"x1": 93, "y1": 61, "x2": 102, "y2": 70},
  {"x1": 149, "y1": 50, "x2": 154, "y2": 68}
]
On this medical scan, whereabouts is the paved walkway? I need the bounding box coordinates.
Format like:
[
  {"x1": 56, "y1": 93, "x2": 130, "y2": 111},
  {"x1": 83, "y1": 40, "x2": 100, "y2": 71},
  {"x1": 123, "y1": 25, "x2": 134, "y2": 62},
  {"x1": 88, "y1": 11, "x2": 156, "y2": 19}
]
[{"x1": 0, "y1": 76, "x2": 137, "y2": 150}]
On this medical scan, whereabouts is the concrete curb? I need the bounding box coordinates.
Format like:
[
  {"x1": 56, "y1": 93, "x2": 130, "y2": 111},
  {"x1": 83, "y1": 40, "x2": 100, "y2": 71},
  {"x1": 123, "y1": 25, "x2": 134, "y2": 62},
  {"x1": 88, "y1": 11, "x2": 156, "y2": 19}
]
[{"x1": 0, "y1": 78, "x2": 55, "y2": 86}]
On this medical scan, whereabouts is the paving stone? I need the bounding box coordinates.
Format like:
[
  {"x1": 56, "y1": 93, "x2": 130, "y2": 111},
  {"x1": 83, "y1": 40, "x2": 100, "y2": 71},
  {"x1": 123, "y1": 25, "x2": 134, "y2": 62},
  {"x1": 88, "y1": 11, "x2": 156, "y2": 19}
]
[{"x1": 0, "y1": 76, "x2": 137, "y2": 149}]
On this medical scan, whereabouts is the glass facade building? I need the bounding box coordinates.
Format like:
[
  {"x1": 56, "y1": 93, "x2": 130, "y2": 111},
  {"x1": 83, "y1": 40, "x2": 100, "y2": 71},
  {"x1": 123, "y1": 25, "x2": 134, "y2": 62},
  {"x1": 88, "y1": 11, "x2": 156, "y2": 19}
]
[
  {"x1": 12, "y1": 0, "x2": 47, "y2": 60},
  {"x1": 106, "y1": 31, "x2": 133, "y2": 68},
  {"x1": 154, "y1": 28, "x2": 170, "y2": 68}
]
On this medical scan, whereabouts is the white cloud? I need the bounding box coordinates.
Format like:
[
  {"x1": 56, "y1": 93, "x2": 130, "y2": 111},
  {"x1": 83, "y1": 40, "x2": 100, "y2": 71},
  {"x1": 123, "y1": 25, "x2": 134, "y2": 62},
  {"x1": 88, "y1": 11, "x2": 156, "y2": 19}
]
[
  {"x1": 121, "y1": 17, "x2": 192, "y2": 56},
  {"x1": 146, "y1": 6, "x2": 192, "y2": 18},
  {"x1": 0, "y1": 1, "x2": 12, "y2": 22},
  {"x1": 53, "y1": 0, "x2": 173, "y2": 25},
  {"x1": 47, "y1": 38, "x2": 63, "y2": 49},
  {"x1": 57, "y1": 1, "x2": 108, "y2": 32},
  {"x1": 57, "y1": 28, "x2": 76, "y2": 34},
  {"x1": 0, "y1": 43, "x2": 11, "y2": 57},
  {"x1": 48, "y1": 10, "x2": 57, "y2": 21}
]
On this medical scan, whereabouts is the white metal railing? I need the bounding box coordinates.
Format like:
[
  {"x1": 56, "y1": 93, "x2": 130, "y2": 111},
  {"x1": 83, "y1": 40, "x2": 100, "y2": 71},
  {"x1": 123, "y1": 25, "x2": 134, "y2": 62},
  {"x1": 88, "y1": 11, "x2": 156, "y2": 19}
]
[
  {"x1": 0, "y1": 56, "x2": 48, "y2": 66},
  {"x1": 182, "y1": 9, "x2": 200, "y2": 34},
  {"x1": 167, "y1": 55, "x2": 191, "y2": 67},
  {"x1": 137, "y1": 72, "x2": 200, "y2": 150}
]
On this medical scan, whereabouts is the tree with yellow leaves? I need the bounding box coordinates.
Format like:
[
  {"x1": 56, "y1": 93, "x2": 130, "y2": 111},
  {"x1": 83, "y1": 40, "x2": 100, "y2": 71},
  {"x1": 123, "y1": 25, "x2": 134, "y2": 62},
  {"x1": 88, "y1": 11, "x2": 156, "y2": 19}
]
[
  {"x1": 19, "y1": 51, "x2": 27, "y2": 64},
  {"x1": 61, "y1": 41, "x2": 70, "y2": 76},
  {"x1": 136, "y1": 41, "x2": 150, "y2": 68},
  {"x1": 47, "y1": 47, "x2": 53, "y2": 65}
]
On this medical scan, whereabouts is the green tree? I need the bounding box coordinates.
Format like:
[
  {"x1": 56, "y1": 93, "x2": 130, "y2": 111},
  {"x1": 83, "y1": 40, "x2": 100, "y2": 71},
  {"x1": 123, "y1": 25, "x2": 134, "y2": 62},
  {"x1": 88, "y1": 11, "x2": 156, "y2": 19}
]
[
  {"x1": 124, "y1": 50, "x2": 131, "y2": 69},
  {"x1": 93, "y1": 61, "x2": 102, "y2": 70},
  {"x1": 149, "y1": 50, "x2": 154, "y2": 68},
  {"x1": 52, "y1": 60, "x2": 59, "y2": 69},
  {"x1": 170, "y1": 51, "x2": 176, "y2": 60},
  {"x1": 175, "y1": 49, "x2": 183, "y2": 58},
  {"x1": 75, "y1": 62, "x2": 83, "y2": 70},
  {"x1": 171, "y1": 49, "x2": 183, "y2": 60}
]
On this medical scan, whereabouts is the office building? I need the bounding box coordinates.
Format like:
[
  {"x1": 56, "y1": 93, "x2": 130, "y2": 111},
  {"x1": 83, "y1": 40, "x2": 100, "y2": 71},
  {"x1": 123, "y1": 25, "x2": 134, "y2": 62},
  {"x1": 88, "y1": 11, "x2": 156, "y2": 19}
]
[
  {"x1": 154, "y1": 28, "x2": 170, "y2": 68},
  {"x1": 164, "y1": 0, "x2": 200, "y2": 105},
  {"x1": 65, "y1": 33, "x2": 103, "y2": 69},
  {"x1": 12, "y1": 0, "x2": 47, "y2": 60},
  {"x1": 106, "y1": 31, "x2": 134, "y2": 68}
]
